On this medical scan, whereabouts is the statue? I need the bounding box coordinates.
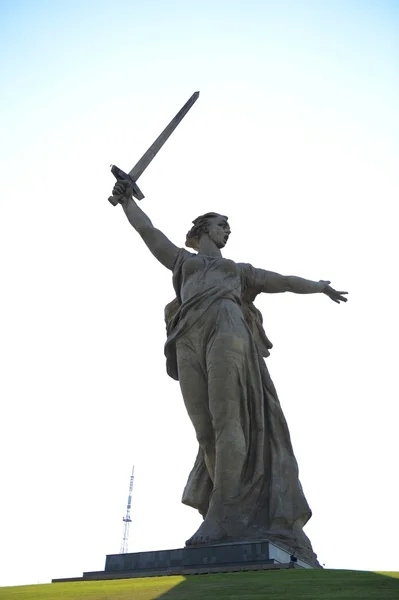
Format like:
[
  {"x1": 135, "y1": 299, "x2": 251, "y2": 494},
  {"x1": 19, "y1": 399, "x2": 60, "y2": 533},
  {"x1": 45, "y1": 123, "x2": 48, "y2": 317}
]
[{"x1": 111, "y1": 179, "x2": 348, "y2": 567}]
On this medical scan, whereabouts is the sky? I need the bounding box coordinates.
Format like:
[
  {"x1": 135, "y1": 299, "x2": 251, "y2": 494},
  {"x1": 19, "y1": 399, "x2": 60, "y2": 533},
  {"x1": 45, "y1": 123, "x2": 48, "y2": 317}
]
[{"x1": 0, "y1": 0, "x2": 398, "y2": 587}]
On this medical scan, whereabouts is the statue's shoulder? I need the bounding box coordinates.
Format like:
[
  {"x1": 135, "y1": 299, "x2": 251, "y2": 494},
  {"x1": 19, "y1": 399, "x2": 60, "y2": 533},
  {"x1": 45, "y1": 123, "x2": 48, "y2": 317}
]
[
  {"x1": 172, "y1": 248, "x2": 195, "y2": 271},
  {"x1": 177, "y1": 247, "x2": 196, "y2": 260},
  {"x1": 236, "y1": 262, "x2": 257, "y2": 287}
]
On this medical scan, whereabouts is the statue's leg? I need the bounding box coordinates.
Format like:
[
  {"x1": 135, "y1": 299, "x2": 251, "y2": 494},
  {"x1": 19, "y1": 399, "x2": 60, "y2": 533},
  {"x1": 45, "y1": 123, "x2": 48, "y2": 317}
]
[
  {"x1": 177, "y1": 304, "x2": 265, "y2": 546},
  {"x1": 177, "y1": 338, "x2": 229, "y2": 545},
  {"x1": 176, "y1": 340, "x2": 215, "y2": 481},
  {"x1": 206, "y1": 335, "x2": 250, "y2": 523},
  {"x1": 184, "y1": 328, "x2": 259, "y2": 546}
]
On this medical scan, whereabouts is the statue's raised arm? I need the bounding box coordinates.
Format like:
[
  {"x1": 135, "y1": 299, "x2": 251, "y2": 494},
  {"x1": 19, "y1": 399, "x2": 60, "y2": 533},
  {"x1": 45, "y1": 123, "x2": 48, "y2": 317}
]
[{"x1": 113, "y1": 180, "x2": 179, "y2": 270}]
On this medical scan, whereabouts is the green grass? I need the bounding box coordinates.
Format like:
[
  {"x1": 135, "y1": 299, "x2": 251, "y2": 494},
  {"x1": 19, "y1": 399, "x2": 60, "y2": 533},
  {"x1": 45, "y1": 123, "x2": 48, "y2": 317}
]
[{"x1": 0, "y1": 570, "x2": 398, "y2": 600}]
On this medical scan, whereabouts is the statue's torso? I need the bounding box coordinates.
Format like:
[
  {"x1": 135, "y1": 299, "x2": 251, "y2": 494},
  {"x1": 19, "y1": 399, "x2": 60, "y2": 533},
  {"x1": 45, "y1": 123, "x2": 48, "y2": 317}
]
[{"x1": 180, "y1": 254, "x2": 242, "y2": 304}]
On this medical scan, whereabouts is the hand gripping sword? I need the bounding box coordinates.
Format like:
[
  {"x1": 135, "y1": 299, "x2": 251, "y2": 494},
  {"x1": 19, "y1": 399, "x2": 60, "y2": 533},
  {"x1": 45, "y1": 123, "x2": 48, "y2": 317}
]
[{"x1": 108, "y1": 91, "x2": 200, "y2": 205}]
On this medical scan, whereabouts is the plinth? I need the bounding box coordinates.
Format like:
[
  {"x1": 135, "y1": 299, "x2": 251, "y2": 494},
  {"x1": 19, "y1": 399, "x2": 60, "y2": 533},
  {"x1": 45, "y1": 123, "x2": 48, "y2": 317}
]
[{"x1": 52, "y1": 540, "x2": 315, "y2": 582}]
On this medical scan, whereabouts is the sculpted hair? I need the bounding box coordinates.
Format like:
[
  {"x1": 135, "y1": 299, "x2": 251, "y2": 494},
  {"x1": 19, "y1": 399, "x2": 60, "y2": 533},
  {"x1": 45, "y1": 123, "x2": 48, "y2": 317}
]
[{"x1": 185, "y1": 212, "x2": 229, "y2": 250}]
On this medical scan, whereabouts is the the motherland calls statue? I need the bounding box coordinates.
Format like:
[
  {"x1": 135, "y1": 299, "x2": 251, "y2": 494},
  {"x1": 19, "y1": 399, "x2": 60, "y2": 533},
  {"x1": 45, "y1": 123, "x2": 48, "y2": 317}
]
[{"x1": 111, "y1": 177, "x2": 347, "y2": 567}]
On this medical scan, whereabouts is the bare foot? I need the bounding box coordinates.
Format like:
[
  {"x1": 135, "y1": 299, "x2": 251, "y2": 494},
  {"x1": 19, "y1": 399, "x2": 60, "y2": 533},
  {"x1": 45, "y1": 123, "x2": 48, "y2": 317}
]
[{"x1": 185, "y1": 519, "x2": 227, "y2": 546}]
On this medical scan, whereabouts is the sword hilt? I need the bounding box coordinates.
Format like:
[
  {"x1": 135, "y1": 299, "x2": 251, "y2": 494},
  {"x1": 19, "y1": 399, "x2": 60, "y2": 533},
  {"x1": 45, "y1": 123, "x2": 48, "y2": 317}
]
[{"x1": 108, "y1": 165, "x2": 145, "y2": 205}]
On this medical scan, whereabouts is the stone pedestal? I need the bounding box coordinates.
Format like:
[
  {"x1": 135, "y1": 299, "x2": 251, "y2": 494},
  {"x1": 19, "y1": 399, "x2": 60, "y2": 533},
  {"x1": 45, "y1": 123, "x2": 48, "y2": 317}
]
[{"x1": 52, "y1": 540, "x2": 315, "y2": 582}]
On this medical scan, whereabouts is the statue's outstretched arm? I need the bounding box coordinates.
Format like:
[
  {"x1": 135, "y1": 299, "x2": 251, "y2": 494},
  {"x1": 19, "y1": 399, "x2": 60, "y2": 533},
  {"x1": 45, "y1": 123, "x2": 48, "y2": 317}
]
[
  {"x1": 253, "y1": 268, "x2": 348, "y2": 304},
  {"x1": 114, "y1": 180, "x2": 179, "y2": 270}
]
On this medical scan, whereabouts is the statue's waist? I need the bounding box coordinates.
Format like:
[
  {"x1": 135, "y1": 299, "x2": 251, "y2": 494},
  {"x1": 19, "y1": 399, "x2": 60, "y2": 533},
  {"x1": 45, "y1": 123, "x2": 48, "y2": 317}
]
[{"x1": 180, "y1": 287, "x2": 241, "y2": 304}]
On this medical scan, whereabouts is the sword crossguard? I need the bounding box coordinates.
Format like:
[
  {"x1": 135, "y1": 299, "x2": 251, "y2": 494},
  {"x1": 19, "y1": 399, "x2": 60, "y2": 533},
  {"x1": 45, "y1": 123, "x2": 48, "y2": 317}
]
[{"x1": 108, "y1": 165, "x2": 145, "y2": 206}]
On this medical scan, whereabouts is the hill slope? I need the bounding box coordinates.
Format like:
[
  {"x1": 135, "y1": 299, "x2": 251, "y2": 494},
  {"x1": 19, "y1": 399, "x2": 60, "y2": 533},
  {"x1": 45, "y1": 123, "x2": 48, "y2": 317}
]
[{"x1": 0, "y1": 569, "x2": 398, "y2": 600}]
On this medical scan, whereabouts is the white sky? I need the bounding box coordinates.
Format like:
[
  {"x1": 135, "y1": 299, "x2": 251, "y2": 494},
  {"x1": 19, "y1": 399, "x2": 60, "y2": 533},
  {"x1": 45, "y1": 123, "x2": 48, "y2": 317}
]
[{"x1": 0, "y1": 0, "x2": 398, "y2": 587}]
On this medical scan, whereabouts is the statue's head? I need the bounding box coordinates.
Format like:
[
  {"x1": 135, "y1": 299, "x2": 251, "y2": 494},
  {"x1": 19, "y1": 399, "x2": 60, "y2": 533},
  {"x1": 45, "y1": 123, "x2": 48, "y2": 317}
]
[{"x1": 185, "y1": 212, "x2": 230, "y2": 251}]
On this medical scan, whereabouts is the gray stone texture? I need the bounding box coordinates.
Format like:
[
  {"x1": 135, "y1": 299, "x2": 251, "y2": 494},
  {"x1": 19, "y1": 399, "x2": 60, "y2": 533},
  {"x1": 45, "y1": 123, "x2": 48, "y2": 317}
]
[
  {"x1": 51, "y1": 540, "x2": 312, "y2": 581},
  {"x1": 111, "y1": 182, "x2": 348, "y2": 567},
  {"x1": 104, "y1": 541, "x2": 312, "y2": 574}
]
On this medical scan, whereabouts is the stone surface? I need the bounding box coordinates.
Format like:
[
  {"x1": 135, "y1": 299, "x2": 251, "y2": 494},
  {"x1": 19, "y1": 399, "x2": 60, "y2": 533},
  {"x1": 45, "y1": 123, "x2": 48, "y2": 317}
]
[
  {"x1": 104, "y1": 541, "x2": 312, "y2": 573},
  {"x1": 111, "y1": 187, "x2": 348, "y2": 565},
  {"x1": 51, "y1": 540, "x2": 313, "y2": 582}
]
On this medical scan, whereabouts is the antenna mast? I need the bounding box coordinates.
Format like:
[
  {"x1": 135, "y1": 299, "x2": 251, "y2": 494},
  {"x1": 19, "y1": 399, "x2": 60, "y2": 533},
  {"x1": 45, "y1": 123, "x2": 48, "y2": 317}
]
[{"x1": 120, "y1": 465, "x2": 135, "y2": 554}]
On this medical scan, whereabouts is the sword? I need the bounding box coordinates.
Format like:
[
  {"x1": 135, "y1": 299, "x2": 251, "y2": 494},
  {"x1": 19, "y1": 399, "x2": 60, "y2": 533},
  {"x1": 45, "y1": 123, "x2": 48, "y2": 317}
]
[{"x1": 108, "y1": 91, "x2": 200, "y2": 205}]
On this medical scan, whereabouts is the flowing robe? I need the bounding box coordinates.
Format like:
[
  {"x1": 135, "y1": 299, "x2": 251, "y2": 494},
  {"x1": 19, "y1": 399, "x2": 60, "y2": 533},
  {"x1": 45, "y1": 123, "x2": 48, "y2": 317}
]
[{"x1": 164, "y1": 249, "x2": 313, "y2": 544}]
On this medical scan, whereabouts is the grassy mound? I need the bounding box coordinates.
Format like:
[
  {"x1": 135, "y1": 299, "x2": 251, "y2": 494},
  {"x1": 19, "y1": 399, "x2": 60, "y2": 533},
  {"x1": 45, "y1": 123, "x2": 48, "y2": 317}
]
[{"x1": 0, "y1": 569, "x2": 398, "y2": 600}]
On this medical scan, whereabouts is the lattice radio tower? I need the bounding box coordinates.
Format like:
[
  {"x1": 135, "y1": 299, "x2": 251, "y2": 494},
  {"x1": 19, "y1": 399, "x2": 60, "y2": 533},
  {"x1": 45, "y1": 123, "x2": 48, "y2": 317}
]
[{"x1": 120, "y1": 465, "x2": 135, "y2": 554}]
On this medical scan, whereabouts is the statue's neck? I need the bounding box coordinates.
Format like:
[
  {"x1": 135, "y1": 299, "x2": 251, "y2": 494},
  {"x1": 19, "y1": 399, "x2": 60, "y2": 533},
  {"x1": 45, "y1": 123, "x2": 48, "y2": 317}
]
[{"x1": 198, "y1": 235, "x2": 222, "y2": 258}]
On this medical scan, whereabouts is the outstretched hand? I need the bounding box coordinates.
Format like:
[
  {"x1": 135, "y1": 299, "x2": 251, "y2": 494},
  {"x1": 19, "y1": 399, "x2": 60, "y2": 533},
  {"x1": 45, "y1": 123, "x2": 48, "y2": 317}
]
[{"x1": 319, "y1": 281, "x2": 348, "y2": 304}]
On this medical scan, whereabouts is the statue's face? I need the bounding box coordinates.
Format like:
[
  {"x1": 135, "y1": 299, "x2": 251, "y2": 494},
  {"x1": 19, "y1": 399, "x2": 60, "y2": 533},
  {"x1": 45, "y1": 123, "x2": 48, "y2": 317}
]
[{"x1": 206, "y1": 216, "x2": 231, "y2": 248}]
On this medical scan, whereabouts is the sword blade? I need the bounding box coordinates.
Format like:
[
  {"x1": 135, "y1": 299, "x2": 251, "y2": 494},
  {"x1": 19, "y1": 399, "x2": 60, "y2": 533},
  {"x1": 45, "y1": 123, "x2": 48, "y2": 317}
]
[{"x1": 128, "y1": 91, "x2": 200, "y2": 181}]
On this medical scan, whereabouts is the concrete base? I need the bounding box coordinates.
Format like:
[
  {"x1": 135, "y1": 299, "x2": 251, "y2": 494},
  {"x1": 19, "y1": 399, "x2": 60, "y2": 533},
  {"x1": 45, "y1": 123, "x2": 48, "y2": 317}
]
[{"x1": 52, "y1": 540, "x2": 314, "y2": 582}]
